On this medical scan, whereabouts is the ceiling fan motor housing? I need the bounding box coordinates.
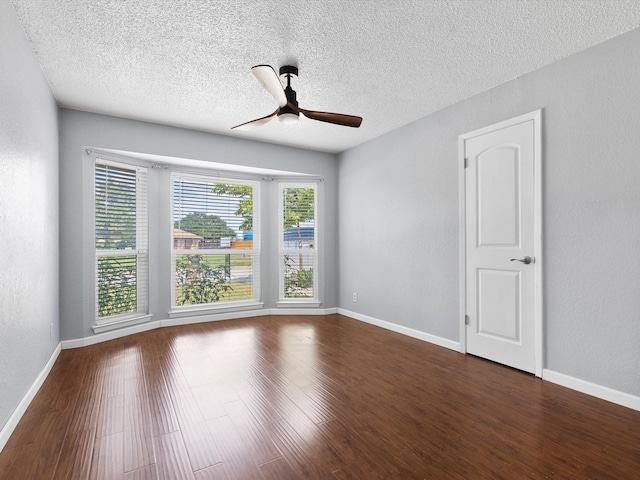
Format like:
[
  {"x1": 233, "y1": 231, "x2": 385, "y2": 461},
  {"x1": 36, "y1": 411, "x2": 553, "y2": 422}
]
[{"x1": 279, "y1": 65, "x2": 298, "y2": 77}]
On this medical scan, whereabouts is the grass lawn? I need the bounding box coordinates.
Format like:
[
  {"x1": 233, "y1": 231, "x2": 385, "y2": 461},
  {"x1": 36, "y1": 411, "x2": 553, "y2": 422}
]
[{"x1": 177, "y1": 253, "x2": 252, "y2": 268}]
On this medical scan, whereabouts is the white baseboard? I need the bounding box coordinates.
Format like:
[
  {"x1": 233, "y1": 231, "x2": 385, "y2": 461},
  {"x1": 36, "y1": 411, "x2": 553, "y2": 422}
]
[
  {"x1": 338, "y1": 308, "x2": 460, "y2": 352},
  {"x1": 0, "y1": 342, "x2": 61, "y2": 453},
  {"x1": 270, "y1": 307, "x2": 338, "y2": 316},
  {"x1": 61, "y1": 320, "x2": 161, "y2": 349},
  {"x1": 339, "y1": 309, "x2": 640, "y2": 412},
  {"x1": 543, "y1": 369, "x2": 640, "y2": 412},
  {"x1": 161, "y1": 308, "x2": 271, "y2": 327},
  {"x1": 62, "y1": 307, "x2": 339, "y2": 348}
]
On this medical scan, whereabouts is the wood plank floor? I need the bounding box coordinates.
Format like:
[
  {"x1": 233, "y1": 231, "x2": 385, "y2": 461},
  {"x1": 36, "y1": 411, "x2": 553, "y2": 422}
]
[{"x1": 1, "y1": 314, "x2": 639, "y2": 479}]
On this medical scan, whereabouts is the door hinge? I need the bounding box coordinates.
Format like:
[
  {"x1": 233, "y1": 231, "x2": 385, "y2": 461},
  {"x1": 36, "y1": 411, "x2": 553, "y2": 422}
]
[
  {"x1": 465, "y1": 315, "x2": 470, "y2": 325},
  {"x1": 464, "y1": 158, "x2": 469, "y2": 168}
]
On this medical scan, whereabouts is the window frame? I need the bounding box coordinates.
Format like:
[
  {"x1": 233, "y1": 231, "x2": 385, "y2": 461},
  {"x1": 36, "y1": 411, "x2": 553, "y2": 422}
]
[
  {"x1": 93, "y1": 157, "x2": 150, "y2": 331},
  {"x1": 277, "y1": 181, "x2": 320, "y2": 306},
  {"x1": 169, "y1": 172, "x2": 262, "y2": 317}
]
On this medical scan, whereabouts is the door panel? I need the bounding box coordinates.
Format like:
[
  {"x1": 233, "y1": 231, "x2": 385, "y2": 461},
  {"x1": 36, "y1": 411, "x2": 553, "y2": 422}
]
[
  {"x1": 477, "y1": 269, "x2": 520, "y2": 341},
  {"x1": 477, "y1": 146, "x2": 520, "y2": 247},
  {"x1": 464, "y1": 118, "x2": 537, "y2": 374}
]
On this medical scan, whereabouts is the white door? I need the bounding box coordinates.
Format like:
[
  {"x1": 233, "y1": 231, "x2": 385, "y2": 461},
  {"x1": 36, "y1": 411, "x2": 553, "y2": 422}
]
[{"x1": 461, "y1": 111, "x2": 542, "y2": 375}]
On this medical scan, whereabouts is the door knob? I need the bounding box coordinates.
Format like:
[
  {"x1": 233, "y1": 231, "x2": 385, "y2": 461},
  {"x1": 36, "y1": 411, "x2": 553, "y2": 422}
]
[{"x1": 510, "y1": 256, "x2": 532, "y2": 265}]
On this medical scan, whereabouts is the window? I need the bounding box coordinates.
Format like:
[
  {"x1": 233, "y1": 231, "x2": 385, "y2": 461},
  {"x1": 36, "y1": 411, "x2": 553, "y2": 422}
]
[
  {"x1": 279, "y1": 183, "x2": 318, "y2": 302},
  {"x1": 172, "y1": 174, "x2": 260, "y2": 309},
  {"x1": 95, "y1": 159, "x2": 148, "y2": 323}
]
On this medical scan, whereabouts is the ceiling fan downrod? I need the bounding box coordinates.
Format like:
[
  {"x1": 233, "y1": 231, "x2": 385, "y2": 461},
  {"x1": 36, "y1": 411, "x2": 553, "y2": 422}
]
[{"x1": 278, "y1": 66, "x2": 299, "y2": 124}]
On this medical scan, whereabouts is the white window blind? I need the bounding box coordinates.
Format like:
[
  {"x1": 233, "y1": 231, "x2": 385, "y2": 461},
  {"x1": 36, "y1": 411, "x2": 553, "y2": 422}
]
[
  {"x1": 95, "y1": 159, "x2": 148, "y2": 321},
  {"x1": 172, "y1": 174, "x2": 260, "y2": 308},
  {"x1": 279, "y1": 183, "x2": 318, "y2": 301}
]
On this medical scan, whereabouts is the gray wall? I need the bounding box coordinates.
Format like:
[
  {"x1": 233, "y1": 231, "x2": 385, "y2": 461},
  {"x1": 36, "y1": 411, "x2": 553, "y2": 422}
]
[
  {"x1": 3, "y1": 0, "x2": 639, "y2": 431},
  {"x1": 339, "y1": 27, "x2": 640, "y2": 397},
  {"x1": 0, "y1": 0, "x2": 59, "y2": 432},
  {"x1": 59, "y1": 110, "x2": 338, "y2": 340}
]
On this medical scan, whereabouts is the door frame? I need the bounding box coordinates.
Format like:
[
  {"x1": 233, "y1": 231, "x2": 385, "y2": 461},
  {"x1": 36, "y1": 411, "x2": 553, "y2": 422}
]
[{"x1": 458, "y1": 110, "x2": 543, "y2": 377}]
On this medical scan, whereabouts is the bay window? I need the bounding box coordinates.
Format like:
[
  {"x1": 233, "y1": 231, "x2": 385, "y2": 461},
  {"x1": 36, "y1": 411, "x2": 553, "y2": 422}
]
[{"x1": 90, "y1": 149, "x2": 321, "y2": 330}]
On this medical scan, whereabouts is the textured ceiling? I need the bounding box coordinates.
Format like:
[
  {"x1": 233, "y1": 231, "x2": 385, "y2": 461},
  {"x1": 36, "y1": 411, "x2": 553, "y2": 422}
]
[{"x1": 10, "y1": 0, "x2": 640, "y2": 154}]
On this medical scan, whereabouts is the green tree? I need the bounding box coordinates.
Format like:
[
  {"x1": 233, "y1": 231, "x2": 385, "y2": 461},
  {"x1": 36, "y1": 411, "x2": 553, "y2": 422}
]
[
  {"x1": 283, "y1": 187, "x2": 315, "y2": 249},
  {"x1": 211, "y1": 184, "x2": 253, "y2": 231},
  {"x1": 175, "y1": 212, "x2": 236, "y2": 238},
  {"x1": 95, "y1": 163, "x2": 137, "y2": 250}
]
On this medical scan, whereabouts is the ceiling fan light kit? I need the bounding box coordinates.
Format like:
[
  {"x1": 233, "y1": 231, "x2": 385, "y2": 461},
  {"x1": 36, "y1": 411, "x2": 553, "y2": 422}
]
[
  {"x1": 278, "y1": 112, "x2": 299, "y2": 125},
  {"x1": 232, "y1": 64, "x2": 362, "y2": 131}
]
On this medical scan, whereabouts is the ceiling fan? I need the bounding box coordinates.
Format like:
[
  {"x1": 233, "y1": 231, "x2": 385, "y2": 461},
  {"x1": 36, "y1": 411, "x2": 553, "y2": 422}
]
[{"x1": 231, "y1": 65, "x2": 363, "y2": 130}]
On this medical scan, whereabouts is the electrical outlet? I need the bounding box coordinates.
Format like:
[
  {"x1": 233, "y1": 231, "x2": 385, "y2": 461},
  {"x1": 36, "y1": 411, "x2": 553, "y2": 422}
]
[{"x1": 352, "y1": 292, "x2": 358, "y2": 302}]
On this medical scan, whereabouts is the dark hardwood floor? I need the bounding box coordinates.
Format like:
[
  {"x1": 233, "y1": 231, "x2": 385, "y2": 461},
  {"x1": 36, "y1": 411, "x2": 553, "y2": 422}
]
[{"x1": 1, "y1": 314, "x2": 639, "y2": 479}]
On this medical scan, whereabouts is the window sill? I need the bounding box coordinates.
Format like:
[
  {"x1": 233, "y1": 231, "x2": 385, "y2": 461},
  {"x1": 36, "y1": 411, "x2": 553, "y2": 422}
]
[
  {"x1": 93, "y1": 314, "x2": 153, "y2": 334},
  {"x1": 276, "y1": 300, "x2": 321, "y2": 308},
  {"x1": 168, "y1": 301, "x2": 264, "y2": 319}
]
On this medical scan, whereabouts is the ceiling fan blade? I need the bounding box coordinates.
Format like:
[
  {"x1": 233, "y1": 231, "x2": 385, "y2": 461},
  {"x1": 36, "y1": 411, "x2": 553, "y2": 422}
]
[
  {"x1": 298, "y1": 107, "x2": 362, "y2": 128},
  {"x1": 252, "y1": 65, "x2": 287, "y2": 108},
  {"x1": 231, "y1": 109, "x2": 278, "y2": 131}
]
